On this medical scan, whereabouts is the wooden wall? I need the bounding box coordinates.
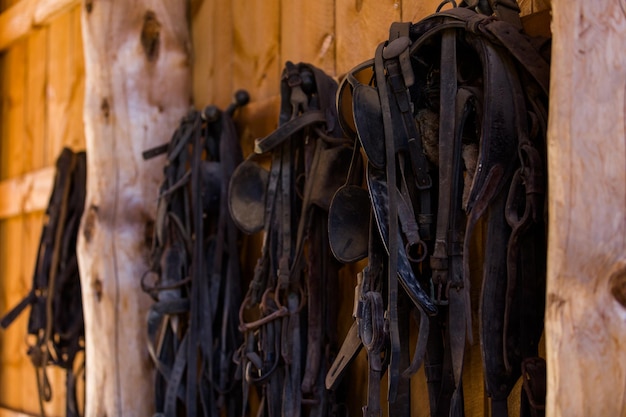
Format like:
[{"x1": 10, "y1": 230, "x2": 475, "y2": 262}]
[
  {"x1": 0, "y1": 0, "x2": 83, "y2": 415},
  {"x1": 0, "y1": 0, "x2": 549, "y2": 416}
]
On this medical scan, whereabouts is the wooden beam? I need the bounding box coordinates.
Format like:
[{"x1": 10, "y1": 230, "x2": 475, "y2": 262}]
[
  {"x1": 0, "y1": 0, "x2": 80, "y2": 51},
  {"x1": 78, "y1": 1, "x2": 191, "y2": 414},
  {"x1": 546, "y1": 0, "x2": 626, "y2": 415},
  {"x1": 0, "y1": 167, "x2": 54, "y2": 219}
]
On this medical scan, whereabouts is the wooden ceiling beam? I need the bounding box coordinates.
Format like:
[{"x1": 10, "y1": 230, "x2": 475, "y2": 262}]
[{"x1": 0, "y1": 0, "x2": 79, "y2": 51}]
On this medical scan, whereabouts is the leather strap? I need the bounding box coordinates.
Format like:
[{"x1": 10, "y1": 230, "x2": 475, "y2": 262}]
[
  {"x1": 254, "y1": 110, "x2": 327, "y2": 154},
  {"x1": 376, "y1": 38, "x2": 403, "y2": 403},
  {"x1": 145, "y1": 99, "x2": 248, "y2": 417},
  {"x1": 238, "y1": 62, "x2": 347, "y2": 417}
]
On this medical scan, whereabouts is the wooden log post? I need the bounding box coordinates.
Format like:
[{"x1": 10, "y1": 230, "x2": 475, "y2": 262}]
[
  {"x1": 78, "y1": 1, "x2": 191, "y2": 415},
  {"x1": 546, "y1": 0, "x2": 626, "y2": 415}
]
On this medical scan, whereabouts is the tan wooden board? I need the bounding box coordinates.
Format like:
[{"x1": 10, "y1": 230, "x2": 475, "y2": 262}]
[
  {"x1": 1, "y1": 39, "x2": 26, "y2": 180},
  {"x1": 0, "y1": 0, "x2": 80, "y2": 51},
  {"x1": 191, "y1": 0, "x2": 234, "y2": 108},
  {"x1": 335, "y1": 0, "x2": 400, "y2": 76},
  {"x1": 0, "y1": 217, "x2": 28, "y2": 412},
  {"x1": 0, "y1": 215, "x2": 66, "y2": 417},
  {"x1": 232, "y1": 0, "x2": 281, "y2": 102},
  {"x1": 24, "y1": 28, "x2": 47, "y2": 172},
  {"x1": 281, "y1": 0, "x2": 336, "y2": 76},
  {"x1": 66, "y1": 7, "x2": 85, "y2": 151},
  {"x1": 235, "y1": 94, "x2": 281, "y2": 156},
  {"x1": 0, "y1": 167, "x2": 54, "y2": 219},
  {"x1": 46, "y1": 11, "x2": 74, "y2": 162},
  {"x1": 545, "y1": 0, "x2": 626, "y2": 415},
  {"x1": 402, "y1": 0, "x2": 441, "y2": 22}
]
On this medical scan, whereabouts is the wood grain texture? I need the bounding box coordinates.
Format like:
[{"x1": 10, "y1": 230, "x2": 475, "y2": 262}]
[
  {"x1": 232, "y1": 0, "x2": 280, "y2": 103},
  {"x1": 0, "y1": 0, "x2": 80, "y2": 51},
  {"x1": 545, "y1": 0, "x2": 626, "y2": 415},
  {"x1": 0, "y1": 40, "x2": 26, "y2": 180},
  {"x1": 190, "y1": 0, "x2": 233, "y2": 108},
  {"x1": 335, "y1": 0, "x2": 400, "y2": 76},
  {"x1": 0, "y1": 213, "x2": 67, "y2": 417},
  {"x1": 0, "y1": 25, "x2": 68, "y2": 417},
  {"x1": 0, "y1": 167, "x2": 54, "y2": 219},
  {"x1": 46, "y1": 11, "x2": 73, "y2": 162},
  {"x1": 281, "y1": 0, "x2": 336, "y2": 75},
  {"x1": 67, "y1": 7, "x2": 85, "y2": 151},
  {"x1": 24, "y1": 27, "x2": 47, "y2": 171},
  {"x1": 401, "y1": 0, "x2": 441, "y2": 22},
  {"x1": 45, "y1": 7, "x2": 85, "y2": 159},
  {"x1": 235, "y1": 95, "x2": 281, "y2": 157},
  {"x1": 0, "y1": 218, "x2": 28, "y2": 412},
  {"x1": 79, "y1": 1, "x2": 191, "y2": 415}
]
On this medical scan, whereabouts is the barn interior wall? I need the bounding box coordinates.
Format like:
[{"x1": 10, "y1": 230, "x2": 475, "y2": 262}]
[
  {"x1": 0, "y1": 0, "x2": 550, "y2": 416},
  {"x1": 0, "y1": 3, "x2": 83, "y2": 416}
]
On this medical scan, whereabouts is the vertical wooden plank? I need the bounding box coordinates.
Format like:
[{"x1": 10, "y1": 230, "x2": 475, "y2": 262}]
[
  {"x1": 1, "y1": 39, "x2": 26, "y2": 179},
  {"x1": 46, "y1": 11, "x2": 73, "y2": 163},
  {"x1": 17, "y1": 33, "x2": 62, "y2": 417},
  {"x1": 401, "y1": 0, "x2": 442, "y2": 22},
  {"x1": 0, "y1": 34, "x2": 23, "y2": 416},
  {"x1": 0, "y1": 217, "x2": 28, "y2": 413},
  {"x1": 19, "y1": 212, "x2": 44, "y2": 414},
  {"x1": 66, "y1": 5, "x2": 85, "y2": 150},
  {"x1": 45, "y1": 5, "x2": 85, "y2": 159},
  {"x1": 335, "y1": 0, "x2": 400, "y2": 76},
  {"x1": 281, "y1": 0, "x2": 336, "y2": 75},
  {"x1": 232, "y1": 0, "x2": 280, "y2": 104},
  {"x1": 0, "y1": 23, "x2": 67, "y2": 414},
  {"x1": 545, "y1": 0, "x2": 626, "y2": 415},
  {"x1": 191, "y1": 0, "x2": 233, "y2": 108},
  {"x1": 0, "y1": 215, "x2": 64, "y2": 417},
  {"x1": 231, "y1": 0, "x2": 281, "y2": 160},
  {"x1": 0, "y1": 40, "x2": 31, "y2": 413},
  {"x1": 24, "y1": 28, "x2": 47, "y2": 172}
]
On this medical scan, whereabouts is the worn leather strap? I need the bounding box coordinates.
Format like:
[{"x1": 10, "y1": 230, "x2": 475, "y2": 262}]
[
  {"x1": 375, "y1": 39, "x2": 402, "y2": 403},
  {"x1": 255, "y1": 110, "x2": 326, "y2": 154}
]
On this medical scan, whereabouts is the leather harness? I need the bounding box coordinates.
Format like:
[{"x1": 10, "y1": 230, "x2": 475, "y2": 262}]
[
  {"x1": 142, "y1": 93, "x2": 248, "y2": 417},
  {"x1": 230, "y1": 61, "x2": 352, "y2": 417},
  {"x1": 327, "y1": 3, "x2": 549, "y2": 417},
  {"x1": 1, "y1": 148, "x2": 87, "y2": 417},
  {"x1": 0, "y1": 3, "x2": 550, "y2": 417}
]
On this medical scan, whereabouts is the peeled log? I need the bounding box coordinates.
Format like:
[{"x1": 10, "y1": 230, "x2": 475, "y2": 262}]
[
  {"x1": 78, "y1": 2, "x2": 191, "y2": 416},
  {"x1": 546, "y1": 0, "x2": 626, "y2": 415}
]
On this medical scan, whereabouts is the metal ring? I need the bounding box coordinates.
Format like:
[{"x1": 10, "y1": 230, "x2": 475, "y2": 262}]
[{"x1": 406, "y1": 240, "x2": 428, "y2": 263}]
